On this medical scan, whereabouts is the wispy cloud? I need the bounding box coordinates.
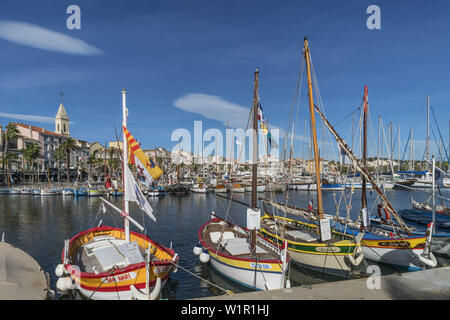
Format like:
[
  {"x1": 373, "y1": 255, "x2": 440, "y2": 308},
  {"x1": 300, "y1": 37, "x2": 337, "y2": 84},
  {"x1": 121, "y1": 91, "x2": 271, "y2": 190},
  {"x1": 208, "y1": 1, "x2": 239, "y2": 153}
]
[
  {"x1": 174, "y1": 93, "x2": 251, "y2": 129},
  {"x1": 173, "y1": 93, "x2": 307, "y2": 143},
  {"x1": 0, "y1": 112, "x2": 74, "y2": 125},
  {"x1": 0, "y1": 20, "x2": 102, "y2": 56}
]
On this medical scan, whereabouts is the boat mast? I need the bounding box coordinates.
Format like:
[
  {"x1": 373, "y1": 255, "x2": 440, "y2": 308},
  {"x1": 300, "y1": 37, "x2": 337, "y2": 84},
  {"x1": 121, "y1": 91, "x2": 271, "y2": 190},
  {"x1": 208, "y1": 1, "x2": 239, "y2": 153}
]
[
  {"x1": 426, "y1": 94, "x2": 430, "y2": 168},
  {"x1": 250, "y1": 69, "x2": 259, "y2": 255},
  {"x1": 303, "y1": 37, "x2": 324, "y2": 218},
  {"x1": 122, "y1": 88, "x2": 130, "y2": 242},
  {"x1": 313, "y1": 104, "x2": 413, "y2": 235},
  {"x1": 361, "y1": 85, "x2": 368, "y2": 222}
]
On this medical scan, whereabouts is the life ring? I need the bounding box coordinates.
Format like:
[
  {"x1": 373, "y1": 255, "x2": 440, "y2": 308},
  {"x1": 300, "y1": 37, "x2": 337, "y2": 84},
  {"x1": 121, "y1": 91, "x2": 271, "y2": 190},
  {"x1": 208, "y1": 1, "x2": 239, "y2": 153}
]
[
  {"x1": 377, "y1": 204, "x2": 387, "y2": 223},
  {"x1": 383, "y1": 208, "x2": 390, "y2": 222},
  {"x1": 412, "y1": 251, "x2": 437, "y2": 268}
]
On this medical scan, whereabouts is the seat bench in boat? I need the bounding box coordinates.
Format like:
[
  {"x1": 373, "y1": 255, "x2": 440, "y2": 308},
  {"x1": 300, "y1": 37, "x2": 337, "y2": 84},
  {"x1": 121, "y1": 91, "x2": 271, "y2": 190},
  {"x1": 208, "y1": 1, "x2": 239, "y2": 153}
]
[{"x1": 73, "y1": 236, "x2": 156, "y2": 274}]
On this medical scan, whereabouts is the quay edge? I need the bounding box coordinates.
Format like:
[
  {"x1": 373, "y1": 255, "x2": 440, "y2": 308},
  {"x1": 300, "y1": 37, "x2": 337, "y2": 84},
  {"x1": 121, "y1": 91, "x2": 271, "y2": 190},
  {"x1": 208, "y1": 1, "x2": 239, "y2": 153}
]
[{"x1": 193, "y1": 266, "x2": 450, "y2": 300}]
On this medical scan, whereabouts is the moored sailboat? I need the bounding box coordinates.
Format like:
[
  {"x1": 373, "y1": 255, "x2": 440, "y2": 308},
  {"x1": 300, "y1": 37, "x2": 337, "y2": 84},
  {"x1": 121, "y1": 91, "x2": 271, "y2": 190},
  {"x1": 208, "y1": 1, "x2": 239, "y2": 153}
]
[
  {"x1": 55, "y1": 89, "x2": 179, "y2": 300},
  {"x1": 195, "y1": 70, "x2": 290, "y2": 291},
  {"x1": 259, "y1": 39, "x2": 363, "y2": 278}
]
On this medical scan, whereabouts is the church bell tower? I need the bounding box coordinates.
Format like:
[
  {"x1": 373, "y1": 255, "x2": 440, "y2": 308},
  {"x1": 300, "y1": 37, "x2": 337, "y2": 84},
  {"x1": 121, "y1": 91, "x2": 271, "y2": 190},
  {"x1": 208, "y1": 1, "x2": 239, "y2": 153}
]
[{"x1": 55, "y1": 92, "x2": 70, "y2": 137}]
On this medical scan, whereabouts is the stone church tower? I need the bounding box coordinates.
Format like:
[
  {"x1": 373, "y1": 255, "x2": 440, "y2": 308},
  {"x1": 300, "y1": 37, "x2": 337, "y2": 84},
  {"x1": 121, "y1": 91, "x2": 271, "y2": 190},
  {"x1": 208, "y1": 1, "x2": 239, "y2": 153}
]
[{"x1": 55, "y1": 92, "x2": 70, "y2": 137}]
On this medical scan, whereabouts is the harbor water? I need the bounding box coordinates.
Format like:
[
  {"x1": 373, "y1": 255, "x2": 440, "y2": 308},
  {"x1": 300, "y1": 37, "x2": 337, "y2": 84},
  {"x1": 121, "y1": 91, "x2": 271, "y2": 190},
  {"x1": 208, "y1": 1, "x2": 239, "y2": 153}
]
[{"x1": 0, "y1": 188, "x2": 448, "y2": 299}]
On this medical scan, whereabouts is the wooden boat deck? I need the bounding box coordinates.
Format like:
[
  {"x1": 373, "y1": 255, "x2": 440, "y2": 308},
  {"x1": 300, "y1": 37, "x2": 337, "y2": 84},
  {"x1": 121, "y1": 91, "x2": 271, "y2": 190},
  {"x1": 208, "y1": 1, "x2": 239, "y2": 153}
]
[
  {"x1": 202, "y1": 221, "x2": 280, "y2": 261},
  {"x1": 261, "y1": 218, "x2": 344, "y2": 245},
  {"x1": 72, "y1": 238, "x2": 161, "y2": 274}
]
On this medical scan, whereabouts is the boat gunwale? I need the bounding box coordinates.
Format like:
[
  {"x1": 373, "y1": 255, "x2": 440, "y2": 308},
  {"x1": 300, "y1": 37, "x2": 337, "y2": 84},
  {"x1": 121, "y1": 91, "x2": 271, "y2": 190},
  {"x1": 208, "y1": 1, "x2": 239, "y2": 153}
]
[
  {"x1": 198, "y1": 216, "x2": 289, "y2": 264},
  {"x1": 63, "y1": 225, "x2": 179, "y2": 279}
]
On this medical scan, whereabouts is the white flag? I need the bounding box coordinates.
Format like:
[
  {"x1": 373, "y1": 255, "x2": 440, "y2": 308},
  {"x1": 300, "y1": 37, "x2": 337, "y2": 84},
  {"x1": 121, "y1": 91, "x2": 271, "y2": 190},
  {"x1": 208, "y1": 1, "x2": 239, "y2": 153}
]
[
  {"x1": 124, "y1": 164, "x2": 156, "y2": 222},
  {"x1": 134, "y1": 154, "x2": 154, "y2": 188}
]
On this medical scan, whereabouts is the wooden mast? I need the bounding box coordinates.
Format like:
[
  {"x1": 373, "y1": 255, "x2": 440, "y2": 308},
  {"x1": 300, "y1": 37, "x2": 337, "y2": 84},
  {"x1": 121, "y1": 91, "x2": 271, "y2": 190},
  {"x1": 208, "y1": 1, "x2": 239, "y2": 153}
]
[
  {"x1": 303, "y1": 37, "x2": 324, "y2": 218},
  {"x1": 361, "y1": 85, "x2": 368, "y2": 230},
  {"x1": 250, "y1": 69, "x2": 259, "y2": 255}
]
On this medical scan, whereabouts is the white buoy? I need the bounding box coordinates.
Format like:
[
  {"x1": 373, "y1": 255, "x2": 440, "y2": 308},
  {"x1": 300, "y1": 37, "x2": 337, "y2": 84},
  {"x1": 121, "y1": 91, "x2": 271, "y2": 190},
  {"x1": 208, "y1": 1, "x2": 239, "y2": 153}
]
[
  {"x1": 199, "y1": 252, "x2": 210, "y2": 263},
  {"x1": 193, "y1": 246, "x2": 202, "y2": 256},
  {"x1": 65, "y1": 277, "x2": 74, "y2": 290},
  {"x1": 56, "y1": 277, "x2": 68, "y2": 291},
  {"x1": 55, "y1": 264, "x2": 65, "y2": 277}
]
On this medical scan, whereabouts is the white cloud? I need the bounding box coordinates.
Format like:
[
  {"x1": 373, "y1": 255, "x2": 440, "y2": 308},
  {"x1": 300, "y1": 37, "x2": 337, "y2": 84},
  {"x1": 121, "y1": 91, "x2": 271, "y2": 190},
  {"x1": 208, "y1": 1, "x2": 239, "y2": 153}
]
[
  {"x1": 0, "y1": 112, "x2": 74, "y2": 125},
  {"x1": 173, "y1": 93, "x2": 250, "y2": 129},
  {"x1": 0, "y1": 20, "x2": 102, "y2": 56}
]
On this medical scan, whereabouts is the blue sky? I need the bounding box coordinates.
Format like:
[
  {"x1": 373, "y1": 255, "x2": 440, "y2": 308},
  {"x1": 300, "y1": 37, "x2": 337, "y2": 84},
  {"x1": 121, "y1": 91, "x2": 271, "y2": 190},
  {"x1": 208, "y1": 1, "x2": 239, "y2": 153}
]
[{"x1": 0, "y1": 0, "x2": 449, "y2": 162}]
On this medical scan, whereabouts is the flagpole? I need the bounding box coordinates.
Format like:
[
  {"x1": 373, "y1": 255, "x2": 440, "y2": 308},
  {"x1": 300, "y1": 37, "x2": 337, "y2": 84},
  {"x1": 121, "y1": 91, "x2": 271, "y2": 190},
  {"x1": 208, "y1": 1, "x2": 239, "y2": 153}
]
[{"x1": 122, "y1": 88, "x2": 130, "y2": 242}]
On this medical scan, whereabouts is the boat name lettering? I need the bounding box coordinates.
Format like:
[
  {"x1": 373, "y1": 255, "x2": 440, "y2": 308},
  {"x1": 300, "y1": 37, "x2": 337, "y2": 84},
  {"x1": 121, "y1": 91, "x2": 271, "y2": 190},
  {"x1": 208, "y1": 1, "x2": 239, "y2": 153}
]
[
  {"x1": 315, "y1": 246, "x2": 341, "y2": 253},
  {"x1": 250, "y1": 262, "x2": 271, "y2": 269},
  {"x1": 102, "y1": 271, "x2": 137, "y2": 283},
  {"x1": 377, "y1": 241, "x2": 410, "y2": 248}
]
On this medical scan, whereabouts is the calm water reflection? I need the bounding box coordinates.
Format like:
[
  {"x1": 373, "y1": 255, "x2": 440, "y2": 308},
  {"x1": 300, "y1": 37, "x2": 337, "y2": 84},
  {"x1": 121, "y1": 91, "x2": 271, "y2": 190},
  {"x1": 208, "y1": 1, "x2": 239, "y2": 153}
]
[{"x1": 0, "y1": 188, "x2": 448, "y2": 299}]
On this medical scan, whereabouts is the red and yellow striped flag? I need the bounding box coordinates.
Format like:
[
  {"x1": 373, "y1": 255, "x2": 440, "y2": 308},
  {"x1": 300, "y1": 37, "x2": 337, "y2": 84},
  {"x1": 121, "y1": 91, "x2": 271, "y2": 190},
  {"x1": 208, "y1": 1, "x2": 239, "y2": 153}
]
[{"x1": 123, "y1": 126, "x2": 163, "y2": 185}]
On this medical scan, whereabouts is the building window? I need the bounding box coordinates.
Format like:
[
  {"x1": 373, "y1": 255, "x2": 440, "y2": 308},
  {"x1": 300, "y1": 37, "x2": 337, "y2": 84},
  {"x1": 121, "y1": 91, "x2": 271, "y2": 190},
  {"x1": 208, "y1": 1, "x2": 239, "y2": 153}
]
[{"x1": 63, "y1": 124, "x2": 66, "y2": 133}]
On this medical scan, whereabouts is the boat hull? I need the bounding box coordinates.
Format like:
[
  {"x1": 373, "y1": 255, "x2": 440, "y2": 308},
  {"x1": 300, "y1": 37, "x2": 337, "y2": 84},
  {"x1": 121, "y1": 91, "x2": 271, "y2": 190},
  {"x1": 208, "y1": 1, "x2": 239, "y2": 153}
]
[
  {"x1": 259, "y1": 216, "x2": 360, "y2": 278},
  {"x1": 62, "y1": 226, "x2": 179, "y2": 300},
  {"x1": 198, "y1": 217, "x2": 289, "y2": 291}
]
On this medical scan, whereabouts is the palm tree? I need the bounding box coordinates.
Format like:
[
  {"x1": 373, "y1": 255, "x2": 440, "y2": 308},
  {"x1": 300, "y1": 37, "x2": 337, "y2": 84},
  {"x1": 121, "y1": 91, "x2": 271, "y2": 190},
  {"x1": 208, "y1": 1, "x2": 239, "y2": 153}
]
[
  {"x1": 2, "y1": 123, "x2": 19, "y2": 184},
  {"x1": 21, "y1": 143, "x2": 41, "y2": 183},
  {"x1": 1, "y1": 153, "x2": 18, "y2": 187},
  {"x1": 61, "y1": 138, "x2": 79, "y2": 183},
  {"x1": 52, "y1": 145, "x2": 66, "y2": 183}
]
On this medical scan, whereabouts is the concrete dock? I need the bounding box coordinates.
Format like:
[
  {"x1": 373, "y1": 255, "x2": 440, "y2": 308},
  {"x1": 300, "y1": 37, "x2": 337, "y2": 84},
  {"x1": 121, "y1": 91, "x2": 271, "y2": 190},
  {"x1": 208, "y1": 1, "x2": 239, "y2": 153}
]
[
  {"x1": 195, "y1": 267, "x2": 450, "y2": 300},
  {"x1": 0, "y1": 239, "x2": 52, "y2": 300}
]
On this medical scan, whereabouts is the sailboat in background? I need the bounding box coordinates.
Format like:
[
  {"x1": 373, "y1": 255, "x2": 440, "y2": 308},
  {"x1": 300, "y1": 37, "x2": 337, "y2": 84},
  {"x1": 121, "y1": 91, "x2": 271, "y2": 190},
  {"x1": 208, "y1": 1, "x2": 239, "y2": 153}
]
[
  {"x1": 54, "y1": 89, "x2": 179, "y2": 300},
  {"x1": 313, "y1": 85, "x2": 437, "y2": 270},
  {"x1": 195, "y1": 70, "x2": 290, "y2": 291}
]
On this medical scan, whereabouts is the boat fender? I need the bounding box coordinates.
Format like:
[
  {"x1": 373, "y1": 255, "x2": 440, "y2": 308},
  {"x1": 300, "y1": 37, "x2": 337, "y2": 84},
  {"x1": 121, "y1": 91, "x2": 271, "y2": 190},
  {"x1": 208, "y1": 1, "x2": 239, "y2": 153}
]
[
  {"x1": 199, "y1": 251, "x2": 210, "y2": 263},
  {"x1": 56, "y1": 277, "x2": 68, "y2": 291},
  {"x1": 412, "y1": 251, "x2": 437, "y2": 268},
  {"x1": 55, "y1": 264, "x2": 65, "y2": 277},
  {"x1": 193, "y1": 245, "x2": 202, "y2": 256},
  {"x1": 65, "y1": 277, "x2": 75, "y2": 290}
]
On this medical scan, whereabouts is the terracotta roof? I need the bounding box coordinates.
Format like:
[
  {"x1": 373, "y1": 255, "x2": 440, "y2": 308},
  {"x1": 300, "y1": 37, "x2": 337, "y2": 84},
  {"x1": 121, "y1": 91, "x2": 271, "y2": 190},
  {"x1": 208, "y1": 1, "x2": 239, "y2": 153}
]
[{"x1": 14, "y1": 122, "x2": 66, "y2": 138}]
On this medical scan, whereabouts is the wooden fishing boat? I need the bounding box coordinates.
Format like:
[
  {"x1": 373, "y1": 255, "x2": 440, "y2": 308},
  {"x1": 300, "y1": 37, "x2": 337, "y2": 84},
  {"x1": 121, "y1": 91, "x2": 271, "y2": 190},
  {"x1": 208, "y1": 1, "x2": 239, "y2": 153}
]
[
  {"x1": 55, "y1": 89, "x2": 179, "y2": 300},
  {"x1": 41, "y1": 188, "x2": 61, "y2": 196},
  {"x1": 195, "y1": 70, "x2": 290, "y2": 291},
  {"x1": 88, "y1": 188, "x2": 106, "y2": 197},
  {"x1": 198, "y1": 213, "x2": 289, "y2": 290},
  {"x1": 74, "y1": 187, "x2": 88, "y2": 196},
  {"x1": 312, "y1": 84, "x2": 437, "y2": 271},
  {"x1": 59, "y1": 225, "x2": 178, "y2": 300},
  {"x1": 9, "y1": 188, "x2": 21, "y2": 195},
  {"x1": 258, "y1": 39, "x2": 363, "y2": 278},
  {"x1": 62, "y1": 188, "x2": 74, "y2": 196},
  {"x1": 21, "y1": 188, "x2": 32, "y2": 195},
  {"x1": 192, "y1": 182, "x2": 207, "y2": 193},
  {"x1": 259, "y1": 213, "x2": 362, "y2": 278},
  {"x1": 214, "y1": 183, "x2": 227, "y2": 193},
  {"x1": 410, "y1": 198, "x2": 450, "y2": 216},
  {"x1": 229, "y1": 183, "x2": 245, "y2": 193}
]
